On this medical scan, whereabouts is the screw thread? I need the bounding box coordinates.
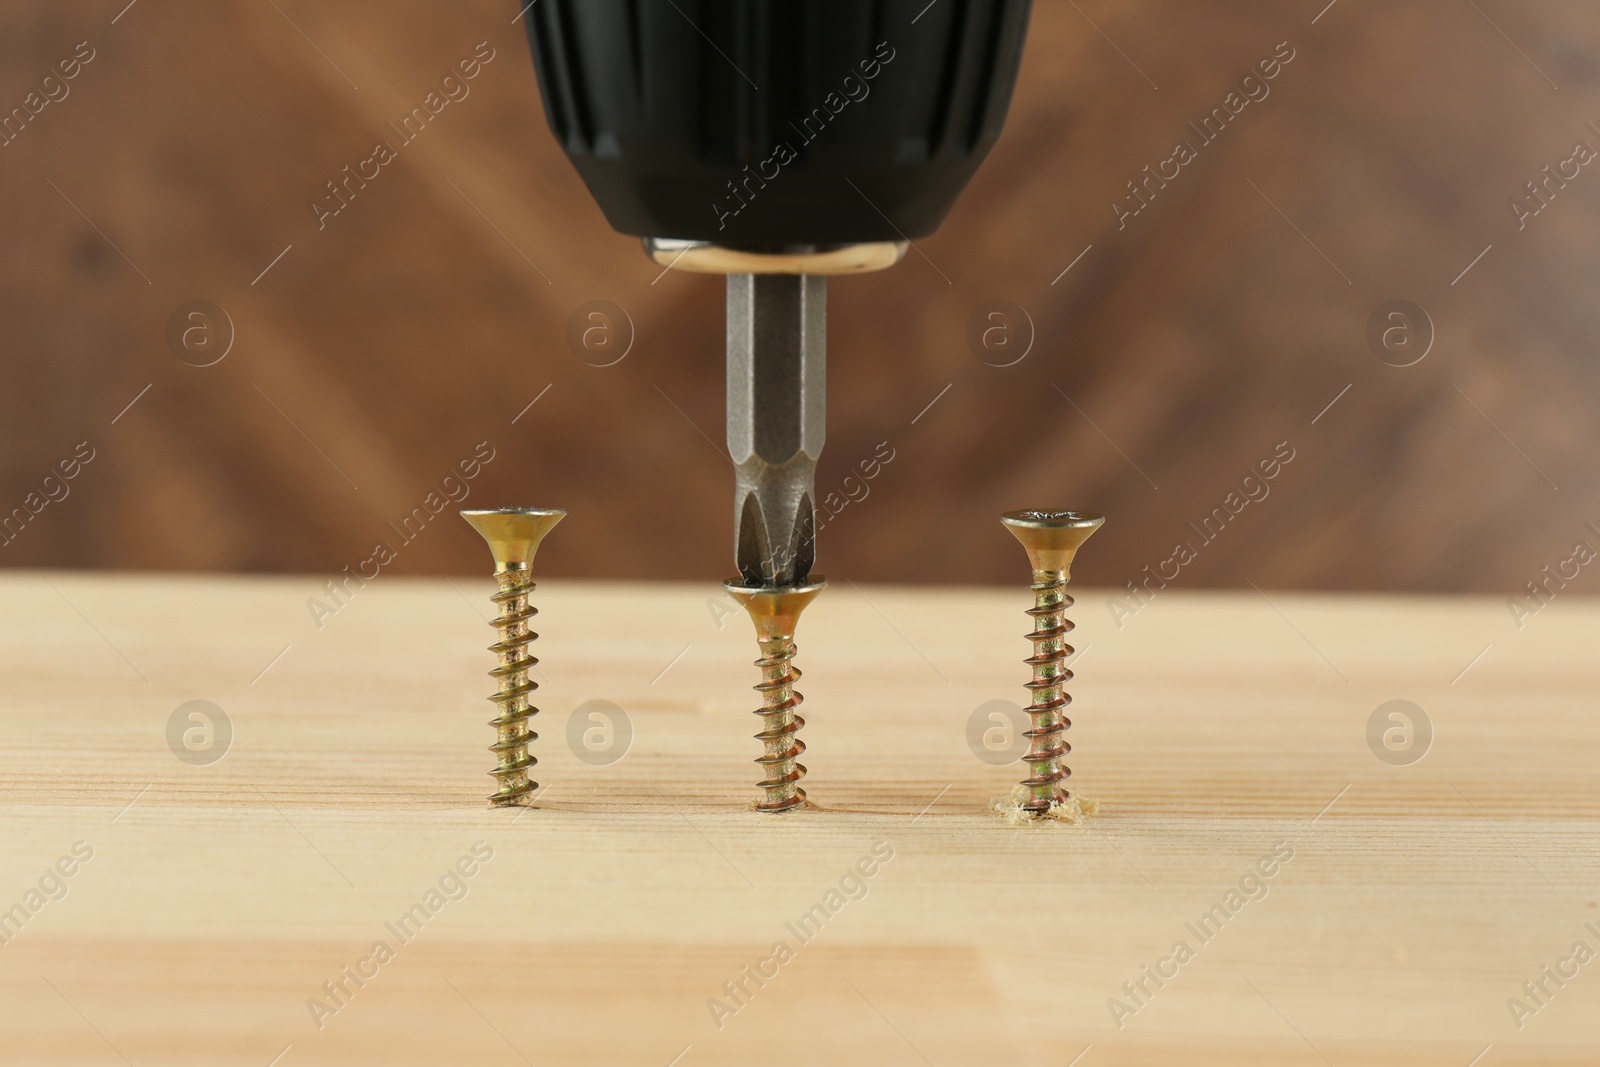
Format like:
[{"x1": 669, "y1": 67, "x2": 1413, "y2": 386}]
[
  {"x1": 751, "y1": 634, "x2": 807, "y2": 812},
  {"x1": 1021, "y1": 569, "x2": 1074, "y2": 813},
  {"x1": 485, "y1": 567, "x2": 539, "y2": 807}
]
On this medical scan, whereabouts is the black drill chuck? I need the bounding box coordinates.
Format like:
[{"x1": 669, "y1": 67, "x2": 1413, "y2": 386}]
[{"x1": 522, "y1": 0, "x2": 1032, "y2": 247}]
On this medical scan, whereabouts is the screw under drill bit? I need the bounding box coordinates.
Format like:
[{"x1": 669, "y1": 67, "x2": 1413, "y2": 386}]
[
  {"x1": 461, "y1": 508, "x2": 565, "y2": 807},
  {"x1": 1000, "y1": 510, "x2": 1105, "y2": 815},
  {"x1": 723, "y1": 578, "x2": 827, "y2": 812}
]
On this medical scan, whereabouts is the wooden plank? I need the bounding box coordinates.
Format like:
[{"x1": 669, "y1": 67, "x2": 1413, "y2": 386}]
[{"x1": 0, "y1": 573, "x2": 1596, "y2": 1064}]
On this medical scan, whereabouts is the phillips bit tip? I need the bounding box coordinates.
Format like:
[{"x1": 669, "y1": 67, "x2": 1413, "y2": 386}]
[{"x1": 726, "y1": 273, "x2": 826, "y2": 587}]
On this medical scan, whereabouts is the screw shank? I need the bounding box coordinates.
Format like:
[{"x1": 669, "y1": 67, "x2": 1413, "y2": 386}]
[
  {"x1": 727, "y1": 274, "x2": 826, "y2": 585},
  {"x1": 1000, "y1": 510, "x2": 1103, "y2": 815},
  {"x1": 486, "y1": 569, "x2": 540, "y2": 807},
  {"x1": 725, "y1": 579, "x2": 827, "y2": 812},
  {"x1": 1021, "y1": 570, "x2": 1072, "y2": 812},
  {"x1": 461, "y1": 508, "x2": 563, "y2": 808}
]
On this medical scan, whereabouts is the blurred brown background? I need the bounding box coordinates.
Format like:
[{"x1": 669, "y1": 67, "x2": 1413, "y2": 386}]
[{"x1": 2, "y1": 0, "x2": 1597, "y2": 593}]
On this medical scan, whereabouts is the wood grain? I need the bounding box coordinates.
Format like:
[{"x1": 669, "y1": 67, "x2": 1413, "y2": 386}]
[
  {"x1": 3, "y1": 1, "x2": 1600, "y2": 594},
  {"x1": 1, "y1": 573, "x2": 1596, "y2": 1064}
]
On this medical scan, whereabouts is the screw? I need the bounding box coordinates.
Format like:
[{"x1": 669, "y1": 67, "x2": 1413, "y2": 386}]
[
  {"x1": 722, "y1": 578, "x2": 827, "y2": 812},
  {"x1": 1000, "y1": 510, "x2": 1104, "y2": 815},
  {"x1": 461, "y1": 507, "x2": 566, "y2": 807}
]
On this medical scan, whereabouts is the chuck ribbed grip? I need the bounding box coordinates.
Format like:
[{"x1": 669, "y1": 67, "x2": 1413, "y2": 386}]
[{"x1": 522, "y1": 0, "x2": 1032, "y2": 244}]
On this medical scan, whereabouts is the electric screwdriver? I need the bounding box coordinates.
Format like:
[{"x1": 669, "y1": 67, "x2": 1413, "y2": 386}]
[{"x1": 522, "y1": 0, "x2": 1032, "y2": 586}]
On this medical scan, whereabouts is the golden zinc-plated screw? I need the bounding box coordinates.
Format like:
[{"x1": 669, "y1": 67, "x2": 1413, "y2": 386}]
[
  {"x1": 461, "y1": 507, "x2": 565, "y2": 807},
  {"x1": 1000, "y1": 510, "x2": 1104, "y2": 815},
  {"x1": 723, "y1": 579, "x2": 827, "y2": 812}
]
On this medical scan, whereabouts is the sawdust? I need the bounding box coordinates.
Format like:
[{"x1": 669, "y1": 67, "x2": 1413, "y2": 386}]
[{"x1": 990, "y1": 786, "x2": 1099, "y2": 826}]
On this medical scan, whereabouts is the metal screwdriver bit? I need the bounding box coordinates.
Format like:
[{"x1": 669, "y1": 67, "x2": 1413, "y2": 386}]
[{"x1": 726, "y1": 273, "x2": 826, "y2": 587}]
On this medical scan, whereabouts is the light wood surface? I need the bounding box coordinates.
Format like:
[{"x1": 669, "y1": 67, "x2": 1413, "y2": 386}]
[{"x1": 1, "y1": 572, "x2": 1596, "y2": 1065}]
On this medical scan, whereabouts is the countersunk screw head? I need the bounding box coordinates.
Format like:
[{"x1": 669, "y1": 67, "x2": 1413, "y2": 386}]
[
  {"x1": 462, "y1": 508, "x2": 567, "y2": 568},
  {"x1": 1000, "y1": 509, "x2": 1105, "y2": 576},
  {"x1": 722, "y1": 578, "x2": 828, "y2": 641}
]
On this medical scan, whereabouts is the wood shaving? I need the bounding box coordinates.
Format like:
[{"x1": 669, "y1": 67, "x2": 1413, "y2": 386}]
[{"x1": 990, "y1": 786, "x2": 1099, "y2": 826}]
